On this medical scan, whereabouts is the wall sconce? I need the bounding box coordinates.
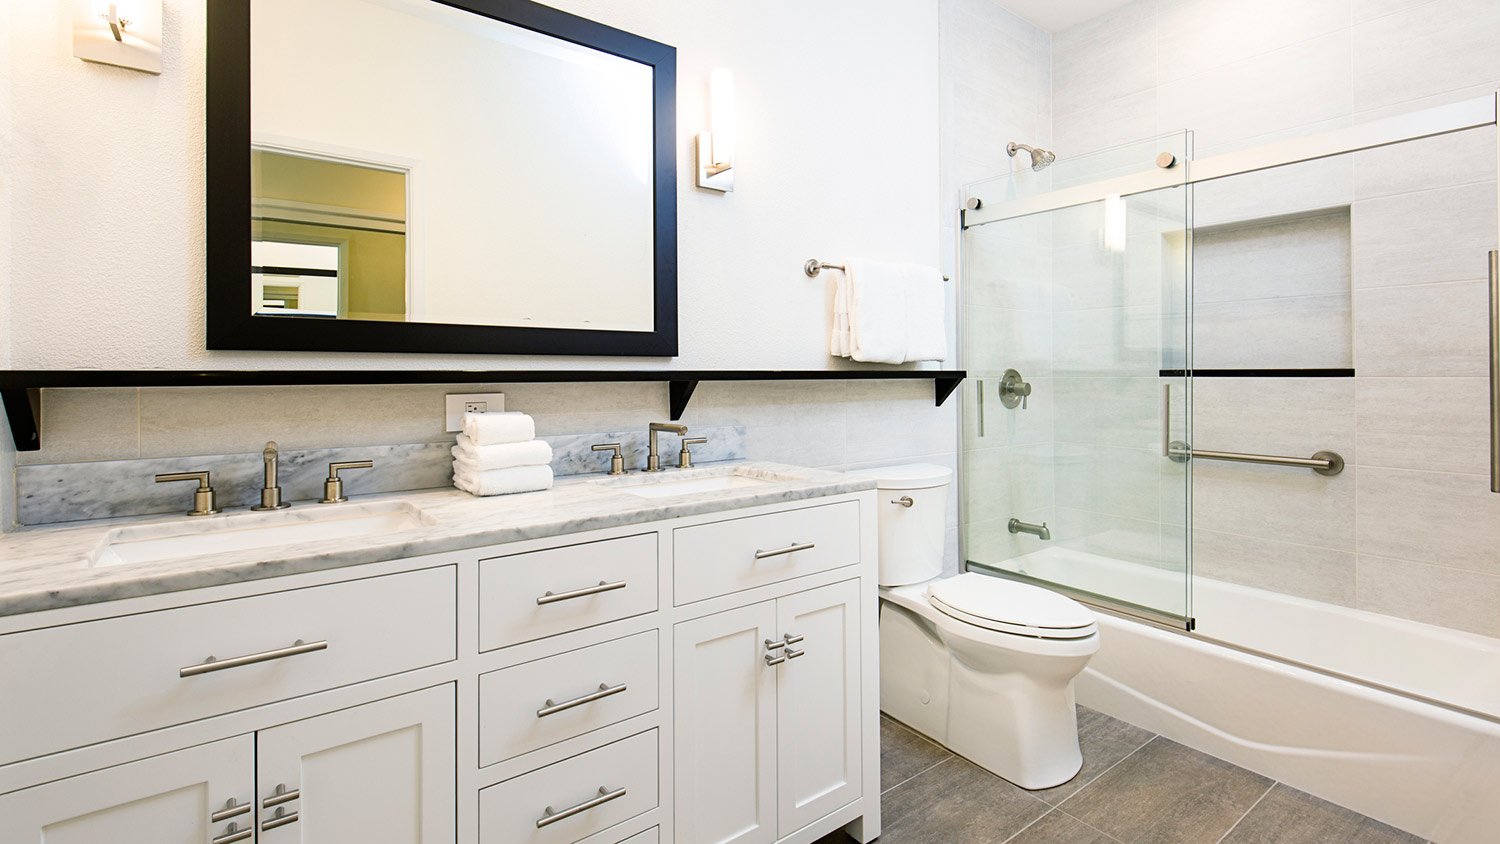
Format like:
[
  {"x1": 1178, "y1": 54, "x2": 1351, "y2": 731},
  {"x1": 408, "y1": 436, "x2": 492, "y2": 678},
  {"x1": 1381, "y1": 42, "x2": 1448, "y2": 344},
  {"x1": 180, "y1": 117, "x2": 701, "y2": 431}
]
[
  {"x1": 73, "y1": 1, "x2": 163, "y2": 75},
  {"x1": 696, "y1": 69, "x2": 735, "y2": 192}
]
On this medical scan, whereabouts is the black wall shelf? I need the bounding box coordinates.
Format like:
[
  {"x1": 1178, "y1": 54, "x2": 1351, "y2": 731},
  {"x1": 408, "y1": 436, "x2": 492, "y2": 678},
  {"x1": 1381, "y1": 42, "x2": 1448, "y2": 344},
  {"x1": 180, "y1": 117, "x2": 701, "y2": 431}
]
[{"x1": 0, "y1": 369, "x2": 966, "y2": 452}]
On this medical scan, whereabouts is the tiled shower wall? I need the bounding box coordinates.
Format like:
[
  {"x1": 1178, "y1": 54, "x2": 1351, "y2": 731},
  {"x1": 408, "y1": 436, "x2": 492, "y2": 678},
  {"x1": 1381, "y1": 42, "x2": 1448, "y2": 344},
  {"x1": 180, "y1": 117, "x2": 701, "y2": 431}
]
[{"x1": 1049, "y1": 0, "x2": 1500, "y2": 637}]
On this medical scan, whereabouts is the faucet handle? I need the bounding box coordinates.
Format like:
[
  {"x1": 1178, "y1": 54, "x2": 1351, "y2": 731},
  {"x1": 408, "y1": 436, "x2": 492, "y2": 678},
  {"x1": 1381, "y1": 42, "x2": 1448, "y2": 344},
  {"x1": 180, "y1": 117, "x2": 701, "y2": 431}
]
[
  {"x1": 155, "y1": 470, "x2": 222, "y2": 516},
  {"x1": 320, "y1": 460, "x2": 373, "y2": 504},
  {"x1": 592, "y1": 443, "x2": 626, "y2": 476},
  {"x1": 678, "y1": 436, "x2": 708, "y2": 469}
]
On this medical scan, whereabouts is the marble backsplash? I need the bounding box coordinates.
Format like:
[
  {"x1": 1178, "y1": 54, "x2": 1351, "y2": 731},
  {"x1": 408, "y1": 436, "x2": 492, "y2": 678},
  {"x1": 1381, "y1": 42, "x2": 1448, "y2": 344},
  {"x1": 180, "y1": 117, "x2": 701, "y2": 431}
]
[{"x1": 16, "y1": 425, "x2": 747, "y2": 526}]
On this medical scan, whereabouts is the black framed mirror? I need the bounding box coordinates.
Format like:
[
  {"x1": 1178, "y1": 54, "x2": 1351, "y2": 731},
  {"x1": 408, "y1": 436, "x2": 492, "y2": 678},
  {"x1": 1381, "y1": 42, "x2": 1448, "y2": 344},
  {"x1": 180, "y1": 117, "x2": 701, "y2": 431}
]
[{"x1": 206, "y1": 0, "x2": 677, "y2": 356}]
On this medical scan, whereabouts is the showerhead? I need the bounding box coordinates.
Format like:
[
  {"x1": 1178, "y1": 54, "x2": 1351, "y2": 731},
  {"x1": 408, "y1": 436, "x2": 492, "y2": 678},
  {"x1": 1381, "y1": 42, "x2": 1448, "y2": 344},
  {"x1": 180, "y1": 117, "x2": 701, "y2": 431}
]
[{"x1": 1007, "y1": 141, "x2": 1056, "y2": 172}]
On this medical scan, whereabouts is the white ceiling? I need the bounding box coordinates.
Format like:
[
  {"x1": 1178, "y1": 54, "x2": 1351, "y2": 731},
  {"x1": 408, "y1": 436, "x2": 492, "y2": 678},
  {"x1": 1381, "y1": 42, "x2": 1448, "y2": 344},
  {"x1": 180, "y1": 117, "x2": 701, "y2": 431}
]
[{"x1": 993, "y1": 0, "x2": 1137, "y2": 32}]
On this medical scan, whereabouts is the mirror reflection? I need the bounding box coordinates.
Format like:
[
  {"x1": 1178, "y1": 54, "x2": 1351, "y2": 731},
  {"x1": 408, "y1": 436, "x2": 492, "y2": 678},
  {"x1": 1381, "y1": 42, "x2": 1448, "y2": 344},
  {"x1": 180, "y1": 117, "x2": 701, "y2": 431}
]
[{"x1": 249, "y1": 0, "x2": 657, "y2": 332}]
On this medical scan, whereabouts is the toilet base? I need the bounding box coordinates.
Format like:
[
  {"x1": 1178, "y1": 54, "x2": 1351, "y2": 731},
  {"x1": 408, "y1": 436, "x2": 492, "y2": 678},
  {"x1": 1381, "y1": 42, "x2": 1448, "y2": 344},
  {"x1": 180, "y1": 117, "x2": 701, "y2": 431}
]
[{"x1": 879, "y1": 594, "x2": 1096, "y2": 790}]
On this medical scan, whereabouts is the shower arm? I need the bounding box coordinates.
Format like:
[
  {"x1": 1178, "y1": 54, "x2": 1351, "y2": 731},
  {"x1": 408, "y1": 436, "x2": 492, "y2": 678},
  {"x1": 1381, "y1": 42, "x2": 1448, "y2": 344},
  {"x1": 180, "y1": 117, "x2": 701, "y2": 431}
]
[{"x1": 1161, "y1": 385, "x2": 1345, "y2": 476}]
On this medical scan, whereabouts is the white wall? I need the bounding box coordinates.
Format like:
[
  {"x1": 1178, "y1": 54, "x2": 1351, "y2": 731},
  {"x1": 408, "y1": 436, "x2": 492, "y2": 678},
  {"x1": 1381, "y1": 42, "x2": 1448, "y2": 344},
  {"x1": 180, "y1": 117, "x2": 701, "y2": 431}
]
[
  {"x1": 1048, "y1": 0, "x2": 1500, "y2": 637},
  {"x1": 1, "y1": 1, "x2": 957, "y2": 545}
]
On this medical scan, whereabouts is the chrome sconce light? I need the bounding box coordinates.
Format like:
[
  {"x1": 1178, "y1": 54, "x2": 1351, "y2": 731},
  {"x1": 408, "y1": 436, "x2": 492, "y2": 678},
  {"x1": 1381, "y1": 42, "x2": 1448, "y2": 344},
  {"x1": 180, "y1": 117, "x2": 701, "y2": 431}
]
[
  {"x1": 696, "y1": 69, "x2": 735, "y2": 192},
  {"x1": 74, "y1": 1, "x2": 163, "y2": 74}
]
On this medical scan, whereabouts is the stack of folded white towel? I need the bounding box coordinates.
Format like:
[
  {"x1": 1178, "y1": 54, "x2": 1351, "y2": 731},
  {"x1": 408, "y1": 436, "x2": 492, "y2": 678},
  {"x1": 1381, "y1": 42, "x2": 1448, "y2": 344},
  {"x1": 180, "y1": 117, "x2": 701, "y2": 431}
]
[
  {"x1": 830, "y1": 259, "x2": 947, "y2": 364},
  {"x1": 452, "y1": 412, "x2": 555, "y2": 496}
]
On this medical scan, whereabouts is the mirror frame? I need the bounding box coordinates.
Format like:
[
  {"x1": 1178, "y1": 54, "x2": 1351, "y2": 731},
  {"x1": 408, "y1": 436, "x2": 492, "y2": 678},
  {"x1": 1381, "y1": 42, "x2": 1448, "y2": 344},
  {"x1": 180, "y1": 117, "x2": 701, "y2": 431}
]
[{"x1": 206, "y1": 0, "x2": 678, "y2": 356}]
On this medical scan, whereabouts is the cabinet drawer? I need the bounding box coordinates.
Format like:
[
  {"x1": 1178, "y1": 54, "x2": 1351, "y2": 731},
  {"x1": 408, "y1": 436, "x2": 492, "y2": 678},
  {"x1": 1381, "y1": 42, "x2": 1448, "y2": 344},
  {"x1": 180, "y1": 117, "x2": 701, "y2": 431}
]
[
  {"x1": 479, "y1": 533, "x2": 658, "y2": 652},
  {"x1": 0, "y1": 566, "x2": 455, "y2": 766},
  {"x1": 674, "y1": 501, "x2": 860, "y2": 605},
  {"x1": 479, "y1": 630, "x2": 659, "y2": 767},
  {"x1": 617, "y1": 828, "x2": 658, "y2": 844},
  {"x1": 479, "y1": 729, "x2": 658, "y2": 844}
]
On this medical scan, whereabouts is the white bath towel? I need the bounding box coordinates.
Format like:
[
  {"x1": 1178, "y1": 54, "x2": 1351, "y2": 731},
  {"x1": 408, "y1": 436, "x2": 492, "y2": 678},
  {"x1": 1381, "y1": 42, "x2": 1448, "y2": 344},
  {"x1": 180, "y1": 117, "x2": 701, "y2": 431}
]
[
  {"x1": 842, "y1": 260, "x2": 947, "y2": 364},
  {"x1": 462, "y1": 411, "x2": 536, "y2": 446},
  {"x1": 453, "y1": 463, "x2": 554, "y2": 496},
  {"x1": 830, "y1": 267, "x2": 852, "y2": 357},
  {"x1": 451, "y1": 434, "x2": 553, "y2": 471}
]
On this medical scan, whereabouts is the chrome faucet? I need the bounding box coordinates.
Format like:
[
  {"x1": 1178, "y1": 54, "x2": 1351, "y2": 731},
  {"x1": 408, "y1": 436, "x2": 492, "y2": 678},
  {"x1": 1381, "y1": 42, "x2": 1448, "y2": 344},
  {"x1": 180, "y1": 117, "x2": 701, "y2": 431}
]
[
  {"x1": 251, "y1": 441, "x2": 290, "y2": 511},
  {"x1": 1008, "y1": 517, "x2": 1051, "y2": 540},
  {"x1": 645, "y1": 422, "x2": 689, "y2": 472}
]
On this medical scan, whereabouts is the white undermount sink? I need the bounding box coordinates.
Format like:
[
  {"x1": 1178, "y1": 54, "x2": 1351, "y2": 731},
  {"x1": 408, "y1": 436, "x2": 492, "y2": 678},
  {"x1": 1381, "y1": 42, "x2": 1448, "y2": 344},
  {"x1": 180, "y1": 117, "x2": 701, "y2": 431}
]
[
  {"x1": 597, "y1": 467, "x2": 789, "y2": 500},
  {"x1": 89, "y1": 501, "x2": 435, "y2": 568}
]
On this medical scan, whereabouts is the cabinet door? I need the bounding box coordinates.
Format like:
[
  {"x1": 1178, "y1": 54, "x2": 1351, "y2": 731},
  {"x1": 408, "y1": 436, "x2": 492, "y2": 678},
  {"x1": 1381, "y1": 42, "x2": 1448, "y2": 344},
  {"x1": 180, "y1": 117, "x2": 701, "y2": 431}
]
[
  {"x1": 0, "y1": 736, "x2": 254, "y2": 844},
  {"x1": 674, "y1": 602, "x2": 778, "y2": 844},
  {"x1": 255, "y1": 684, "x2": 455, "y2": 843},
  {"x1": 775, "y1": 579, "x2": 863, "y2": 837}
]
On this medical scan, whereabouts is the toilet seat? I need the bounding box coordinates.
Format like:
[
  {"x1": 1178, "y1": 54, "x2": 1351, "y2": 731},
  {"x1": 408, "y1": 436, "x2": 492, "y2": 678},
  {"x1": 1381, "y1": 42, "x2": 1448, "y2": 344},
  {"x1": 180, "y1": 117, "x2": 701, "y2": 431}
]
[{"x1": 927, "y1": 573, "x2": 1097, "y2": 640}]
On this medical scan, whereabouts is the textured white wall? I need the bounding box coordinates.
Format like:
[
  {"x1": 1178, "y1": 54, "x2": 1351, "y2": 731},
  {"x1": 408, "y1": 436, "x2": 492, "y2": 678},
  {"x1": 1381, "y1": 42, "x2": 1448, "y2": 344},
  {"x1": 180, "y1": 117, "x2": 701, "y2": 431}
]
[{"x1": 4, "y1": 0, "x2": 940, "y2": 371}]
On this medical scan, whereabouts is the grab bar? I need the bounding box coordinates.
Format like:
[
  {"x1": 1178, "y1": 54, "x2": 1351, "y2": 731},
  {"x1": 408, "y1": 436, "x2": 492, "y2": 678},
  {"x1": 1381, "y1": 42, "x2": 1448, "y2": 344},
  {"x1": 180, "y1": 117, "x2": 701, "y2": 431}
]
[
  {"x1": 1161, "y1": 384, "x2": 1345, "y2": 476},
  {"x1": 1489, "y1": 250, "x2": 1499, "y2": 493}
]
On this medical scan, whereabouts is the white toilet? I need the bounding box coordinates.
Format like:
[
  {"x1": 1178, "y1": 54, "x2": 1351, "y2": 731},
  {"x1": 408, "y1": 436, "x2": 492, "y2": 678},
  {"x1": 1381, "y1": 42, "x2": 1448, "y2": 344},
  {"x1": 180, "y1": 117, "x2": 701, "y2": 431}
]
[{"x1": 852, "y1": 463, "x2": 1100, "y2": 790}]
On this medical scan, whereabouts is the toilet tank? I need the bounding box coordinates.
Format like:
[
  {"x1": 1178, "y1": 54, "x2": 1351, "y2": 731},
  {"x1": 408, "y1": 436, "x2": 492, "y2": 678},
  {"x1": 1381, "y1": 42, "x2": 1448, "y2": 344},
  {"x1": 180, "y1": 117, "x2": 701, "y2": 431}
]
[{"x1": 847, "y1": 463, "x2": 952, "y2": 586}]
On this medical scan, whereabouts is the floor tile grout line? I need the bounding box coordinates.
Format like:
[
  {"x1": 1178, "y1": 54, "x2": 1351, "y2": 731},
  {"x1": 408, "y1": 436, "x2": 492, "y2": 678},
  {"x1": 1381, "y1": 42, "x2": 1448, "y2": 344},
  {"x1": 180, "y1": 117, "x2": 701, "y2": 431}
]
[
  {"x1": 1051, "y1": 733, "x2": 1160, "y2": 813},
  {"x1": 1214, "y1": 780, "x2": 1279, "y2": 844},
  {"x1": 997, "y1": 806, "x2": 1058, "y2": 844},
  {"x1": 880, "y1": 755, "x2": 954, "y2": 797},
  {"x1": 1055, "y1": 808, "x2": 1130, "y2": 844},
  {"x1": 881, "y1": 713, "x2": 951, "y2": 755}
]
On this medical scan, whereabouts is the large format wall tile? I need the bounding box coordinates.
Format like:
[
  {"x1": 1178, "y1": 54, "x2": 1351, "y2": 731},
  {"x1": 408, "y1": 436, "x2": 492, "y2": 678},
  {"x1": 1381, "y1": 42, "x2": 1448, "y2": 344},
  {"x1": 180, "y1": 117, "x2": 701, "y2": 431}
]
[
  {"x1": 1193, "y1": 156, "x2": 1353, "y2": 229},
  {"x1": 1053, "y1": 306, "x2": 1162, "y2": 376},
  {"x1": 20, "y1": 388, "x2": 140, "y2": 466},
  {"x1": 1192, "y1": 378, "x2": 1356, "y2": 462},
  {"x1": 963, "y1": 442, "x2": 1055, "y2": 524},
  {"x1": 1353, "y1": 0, "x2": 1500, "y2": 112},
  {"x1": 1352, "y1": 279, "x2": 1490, "y2": 376},
  {"x1": 1351, "y1": 181, "x2": 1498, "y2": 290},
  {"x1": 1054, "y1": 376, "x2": 1162, "y2": 450},
  {"x1": 1193, "y1": 460, "x2": 1356, "y2": 550},
  {"x1": 1052, "y1": 1, "x2": 1158, "y2": 117},
  {"x1": 1194, "y1": 527, "x2": 1357, "y2": 606},
  {"x1": 967, "y1": 304, "x2": 1054, "y2": 376},
  {"x1": 963, "y1": 375, "x2": 1054, "y2": 449},
  {"x1": 1194, "y1": 211, "x2": 1352, "y2": 305},
  {"x1": 1156, "y1": 0, "x2": 1351, "y2": 85},
  {"x1": 1356, "y1": 554, "x2": 1500, "y2": 638},
  {"x1": 1054, "y1": 443, "x2": 1162, "y2": 523},
  {"x1": 1352, "y1": 124, "x2": 1497, "y2": 201},
  {"x1": 1355, "y1": 466, "x2": 1500, "y2": 574},
  {"x1": 1356, "y1": 376, "x2": 1491, "y2": 474},
  {"x1": 1193, "y1": 294, "x2": 1353, "y2": 369}
]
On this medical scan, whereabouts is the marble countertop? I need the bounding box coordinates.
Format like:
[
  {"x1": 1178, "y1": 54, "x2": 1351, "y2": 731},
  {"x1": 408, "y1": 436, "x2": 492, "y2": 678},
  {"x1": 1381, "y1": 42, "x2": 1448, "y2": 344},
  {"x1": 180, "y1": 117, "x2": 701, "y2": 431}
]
[{"x1": 0, "y1": 462, "x2": 875, "y2": 618}]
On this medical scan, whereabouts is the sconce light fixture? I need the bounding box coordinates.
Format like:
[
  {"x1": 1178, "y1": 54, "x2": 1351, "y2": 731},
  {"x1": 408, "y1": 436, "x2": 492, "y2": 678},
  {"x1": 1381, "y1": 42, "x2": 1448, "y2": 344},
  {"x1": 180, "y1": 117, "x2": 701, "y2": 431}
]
[
  {"x1": 696, "y1": 69, "x2": 735, "y2": 192},
  {"x1": 74, "y1": 1, "x2": 163, "y2": 75}
]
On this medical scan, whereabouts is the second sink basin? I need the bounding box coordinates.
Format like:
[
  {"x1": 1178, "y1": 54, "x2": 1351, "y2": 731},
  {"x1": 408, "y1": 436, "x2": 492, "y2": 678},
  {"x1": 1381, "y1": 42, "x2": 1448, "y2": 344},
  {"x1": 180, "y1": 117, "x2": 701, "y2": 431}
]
[{"x1": 90, "y1": 501, "x2": 436, "y2": 568}]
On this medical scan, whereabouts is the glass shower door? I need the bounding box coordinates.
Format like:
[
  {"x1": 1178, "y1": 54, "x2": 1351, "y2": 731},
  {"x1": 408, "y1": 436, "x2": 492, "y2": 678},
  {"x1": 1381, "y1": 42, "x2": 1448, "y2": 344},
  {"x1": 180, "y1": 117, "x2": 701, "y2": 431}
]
[{"x1": 960, "y1": 132, "x2": 1193, "y2": 627}]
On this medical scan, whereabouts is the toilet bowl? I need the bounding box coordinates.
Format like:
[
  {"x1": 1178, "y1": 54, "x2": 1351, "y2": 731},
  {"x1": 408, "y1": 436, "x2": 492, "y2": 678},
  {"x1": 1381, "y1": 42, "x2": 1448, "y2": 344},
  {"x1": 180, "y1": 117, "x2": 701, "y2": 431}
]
[{"x1": 848, "y1": 463, "x2": 1100, "y2": 790}]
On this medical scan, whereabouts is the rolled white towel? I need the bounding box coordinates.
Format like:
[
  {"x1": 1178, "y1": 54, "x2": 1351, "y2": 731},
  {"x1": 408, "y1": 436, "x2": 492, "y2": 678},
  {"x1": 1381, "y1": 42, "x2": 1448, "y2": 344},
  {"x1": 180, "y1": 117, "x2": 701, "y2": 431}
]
[
  {"x1": 453, "y1": 463, "x2": 554, "y2": 497},
  {"x1": 462, "y1": 411, "x2": 536, "y2": 446},
  {"x1": 452, "y1": 434, "x2": 553, "y2": 470}
]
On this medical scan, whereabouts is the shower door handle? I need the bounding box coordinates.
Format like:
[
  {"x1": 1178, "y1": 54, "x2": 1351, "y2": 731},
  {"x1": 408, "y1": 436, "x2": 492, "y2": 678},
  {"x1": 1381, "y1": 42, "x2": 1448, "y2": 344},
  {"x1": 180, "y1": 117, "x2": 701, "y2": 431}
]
[{"x1": 1488, "y1": 250, "x2": 1499, "y2": 493}]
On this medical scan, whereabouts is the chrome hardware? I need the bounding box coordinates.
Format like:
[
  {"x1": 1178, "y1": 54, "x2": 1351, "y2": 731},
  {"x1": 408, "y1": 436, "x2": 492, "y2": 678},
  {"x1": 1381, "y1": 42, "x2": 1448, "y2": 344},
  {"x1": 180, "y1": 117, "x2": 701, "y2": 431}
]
[
  {"x1": 678, "y1": 436, "x2": 708, "y2": 469},
  {"x1": 251, "y1": 441, "x2": 290, "y2": 511},
  {"x1": 212, "y1": 823, "x2": 253, "y2": 844},
  {"x1": 891, "y1": 496, "x2": 915, "y2": 508},
  {"x1": 1156, "y1": 151, "x2": 1178, "y2": 169},
  {"x1": 785, "y1": 647, "x2": 806, "y2": 660},
  {"x1": 998, "y1": 368, "x2": 1032, "y2": 410},
  {"x1": 783, "y1": 633, "x2": 804, "y2": 645},
  {"x1": 262, "y1": 784, "x2": 300, "y2": 809},
  {"x1": 154, "y1": 470, "x2": 221, "y2": 516},
  {"x1": 1161, "y1": 384, "x2": 1344, "y2": 476},
  {"x1": 1008, "y1": 518, "x2": 1051, "y2": 541},
  {"x1": 805, "y1": 258, "x2": 950, "y2": 282},
  {"x1": 965, "y1": 197, "x2": 983, "y2": 211},
  {"x1": 1490, "y1": 250, "x2": 1499, "y2": 493},
  {"x1": 754, "y1": 541, "x2": 815, "y2": 560},
  {"x1": 261, "y1": 807, "x2": 299, "y2": 831},
  {"x1": 765, "y1": 638, "x2": 786, "y2": 651},
  {"x1": 592, "y1": 442, "x2": 626, "y2": 476},
  {"x1": 536, "y1": 786, "x2": 628, "y2": 828},
  {"x1": 1006, "y1": 141, "x2": 1056, "y2": 172},
  {"x1": 765, "y1": 652, "x2": 787, "y2": 665},
  {"x1": 210, "y1": 799, "x2": 251, "y2": 823},
  {"x1": 977, "y1": 378, "x2": 986, "y2": 437},
  {"x1": 319, "y1": 460, "x2": 373, "y2": 503},
  {"x1": 536, "y1": 580, "x2": 627, "y2": 605},
  {"x1": 537, "y1": 683, "x2": 628, "y2": 718},
  {"x1": 645, "y1": 422, "x2": 689, "y2": 472},
  {"x1": 180, "y1": 639, "x2": 327, "y2": 678}
]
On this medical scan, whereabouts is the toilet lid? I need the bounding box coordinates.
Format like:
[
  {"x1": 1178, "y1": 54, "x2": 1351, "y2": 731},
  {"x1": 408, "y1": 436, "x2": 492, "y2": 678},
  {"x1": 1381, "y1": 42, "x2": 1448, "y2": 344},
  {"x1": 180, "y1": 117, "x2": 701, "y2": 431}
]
[{"x1": 928, "y1": 573, "x2": 1097, "y2": 639}]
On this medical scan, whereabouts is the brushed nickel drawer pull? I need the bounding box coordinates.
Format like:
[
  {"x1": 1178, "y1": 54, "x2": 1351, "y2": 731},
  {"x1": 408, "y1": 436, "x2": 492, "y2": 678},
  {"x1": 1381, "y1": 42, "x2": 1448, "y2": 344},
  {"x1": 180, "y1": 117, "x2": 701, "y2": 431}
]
[
  {"x1": 785, "y1": 647, "x2": 806, "y2": 660},
  {"x1": 536, "y1": 580, "x2": 627, "y2": 605},
  {"x1": 765, "y1": 652, "x2": 787, "y2": 665},
  {"x1": 180, "y1": 639, "x2": 327, "y2": 678},
  {"x1": 212, "y1": 824, "x2": 252, "y2": 844},
  {"x1": 754, "y1": 541, "x2": 815, "y2": 559},
  {"x1": 765, "y1": 638, "x2": 785, "y2": 651},
  {"x1": 261, "y1": 807, "x2": 299, "y2": 831},
  {"x1": 536, "y1": 785, "x2": 627, "y2": 828},
  {"x1": 782, "y1": 633, "x2": 804, "y2": 645},
  {"x1": 210, "y1": 800, "x2": 251, "y2": 823},
  {"x1": 262, "y1": 784, "x2": 300, "y2": 808},
  {"x1": 537, "y1": 683, "x2": 628, "y2": 718}
]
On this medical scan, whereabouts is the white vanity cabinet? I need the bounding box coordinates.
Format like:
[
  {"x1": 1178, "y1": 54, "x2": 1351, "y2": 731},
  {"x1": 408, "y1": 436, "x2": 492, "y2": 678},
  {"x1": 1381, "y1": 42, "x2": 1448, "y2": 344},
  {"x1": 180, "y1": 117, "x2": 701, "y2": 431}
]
[
  {"x1": 0, "y1": 486, "x2": 879, "y2": 844},
  {"x1": 674, "y1": 579, "x2": 863, "y2": 844}
]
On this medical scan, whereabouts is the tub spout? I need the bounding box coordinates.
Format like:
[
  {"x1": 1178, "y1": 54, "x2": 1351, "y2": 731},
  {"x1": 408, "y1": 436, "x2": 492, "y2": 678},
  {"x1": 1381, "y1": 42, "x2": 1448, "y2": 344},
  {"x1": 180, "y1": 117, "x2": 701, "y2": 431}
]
[{"x1": 1008, "y1": 518, "x2": 1050, "y2": 541}]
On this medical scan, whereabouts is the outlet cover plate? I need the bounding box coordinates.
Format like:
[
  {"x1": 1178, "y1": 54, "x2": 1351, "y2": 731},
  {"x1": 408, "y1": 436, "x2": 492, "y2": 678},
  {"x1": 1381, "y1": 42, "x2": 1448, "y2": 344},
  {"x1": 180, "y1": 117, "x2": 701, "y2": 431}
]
[{"x1": 445, "y1": 393, "x2": 506, "y2": 432}]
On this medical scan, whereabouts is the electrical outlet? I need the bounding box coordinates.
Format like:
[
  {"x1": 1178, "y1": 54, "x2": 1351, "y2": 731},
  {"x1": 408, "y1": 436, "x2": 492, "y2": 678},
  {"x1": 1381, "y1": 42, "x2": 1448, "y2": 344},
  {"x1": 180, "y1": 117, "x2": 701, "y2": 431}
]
[{"x1": 445, "y1": 393, "x2": 506, "y2": 432}]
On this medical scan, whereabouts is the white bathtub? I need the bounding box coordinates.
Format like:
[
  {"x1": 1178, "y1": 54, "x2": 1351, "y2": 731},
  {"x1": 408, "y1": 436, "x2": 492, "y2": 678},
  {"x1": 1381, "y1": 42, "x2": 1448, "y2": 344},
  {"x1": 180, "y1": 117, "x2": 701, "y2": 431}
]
[{"x1": 986, "y1": 548, "x2": 1500, "y2": 843}]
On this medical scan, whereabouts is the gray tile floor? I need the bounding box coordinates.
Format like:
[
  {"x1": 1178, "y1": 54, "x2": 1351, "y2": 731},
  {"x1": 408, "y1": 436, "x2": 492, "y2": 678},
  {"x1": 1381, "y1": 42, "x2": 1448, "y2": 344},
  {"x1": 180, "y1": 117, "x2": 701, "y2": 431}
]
[{"x1": 817, "y1": 708, "x2": 1426, "y2": 844}]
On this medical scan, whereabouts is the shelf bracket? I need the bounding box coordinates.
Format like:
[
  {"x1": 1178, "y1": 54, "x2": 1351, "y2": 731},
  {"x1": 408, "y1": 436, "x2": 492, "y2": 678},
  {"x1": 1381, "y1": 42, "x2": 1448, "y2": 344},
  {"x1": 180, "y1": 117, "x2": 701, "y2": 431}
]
[
  {"x1": 2, "y1": 387, "x2": 41, "y2": 451},
  {"x1": 934, "y1": 375, "x2": 963, "y2": 408},
  {"x1": 668, "y1": 380, "x2": 699, "y2": 420}
]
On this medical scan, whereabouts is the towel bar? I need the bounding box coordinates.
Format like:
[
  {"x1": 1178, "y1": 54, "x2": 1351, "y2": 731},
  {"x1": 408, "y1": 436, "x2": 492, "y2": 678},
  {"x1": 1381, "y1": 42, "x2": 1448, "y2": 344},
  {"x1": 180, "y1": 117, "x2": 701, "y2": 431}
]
[{"x1": 805, "y1": 258, "x2": 949, "y2": 282}]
